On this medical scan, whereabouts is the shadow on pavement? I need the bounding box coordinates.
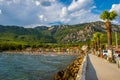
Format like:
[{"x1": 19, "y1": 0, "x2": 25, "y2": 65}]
[{"x1": 86, "y1": 55, "x2": 98, "y2": 80}]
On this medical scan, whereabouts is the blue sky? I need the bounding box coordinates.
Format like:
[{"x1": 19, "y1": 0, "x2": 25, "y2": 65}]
[{"x1": 0, "y1": 0, "x2": 120, "y2": 27}]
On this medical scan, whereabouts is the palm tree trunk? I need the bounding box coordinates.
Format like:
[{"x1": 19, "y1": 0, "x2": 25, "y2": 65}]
[
  {"x1": 95, "y1": 41, "x2": 97, "y2": 51},
  {"x1": 92, "y1": 42, "x2": 94, "y2": 49},
  {"x1": 97, "y1": 38, "x2": 100, "y2": 51},
  {"x1": 99, "y1": 39, "x2": 101, "y2": 50},
  {"x1": 106, "y1": 20, "x2": 114, "y2": 62},
  {"x1": 106, "y1": 20, "x2": 112, "y2": 49}
]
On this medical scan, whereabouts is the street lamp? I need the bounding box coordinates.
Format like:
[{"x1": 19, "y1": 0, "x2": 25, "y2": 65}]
[{"x1": 115, "y1": 31, "x2": 118, "y2": 49}]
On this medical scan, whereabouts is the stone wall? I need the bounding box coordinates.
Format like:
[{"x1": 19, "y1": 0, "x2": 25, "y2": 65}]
[
  {"x1": 54, "y1": 53, "x2": 85, "y2": 80},
  {"x1": 76, "y1": 55, "x2": 87, "y2": 80}
]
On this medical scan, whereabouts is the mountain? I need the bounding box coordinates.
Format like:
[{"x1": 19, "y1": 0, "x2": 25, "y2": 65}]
[
  {"x1": 0, "y1": 25, "x2": 56, "y2": 43},
  {"x1": 0, "y1": 21, "x2": 120, "y2": 44},
  {"x1": 61, "y1": 21, "x2": 120, "y2": 43}
]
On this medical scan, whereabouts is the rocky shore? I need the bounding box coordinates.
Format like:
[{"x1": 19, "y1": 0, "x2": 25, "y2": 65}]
[
  {"x1": 1, "y1": 51, "x2": 80, "y2": 56},
  {"x1": 54, "y1": 52, "x2": 85, "y2": 80}
]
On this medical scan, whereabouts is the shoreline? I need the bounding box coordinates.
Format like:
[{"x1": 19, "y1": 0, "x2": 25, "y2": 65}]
[{"x1": 1, "y1": 51, "x2": 80, "y2": 56}]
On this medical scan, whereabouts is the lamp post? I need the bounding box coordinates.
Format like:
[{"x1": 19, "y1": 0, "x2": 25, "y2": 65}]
[{"x1": 115, "y1": 31, "x2": 118, "y2": 49}]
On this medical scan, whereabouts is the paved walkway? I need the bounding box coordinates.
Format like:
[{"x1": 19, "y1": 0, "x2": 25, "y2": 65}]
[{"x1": 86, "y1": 54, "x2": 120, "y2": 80}]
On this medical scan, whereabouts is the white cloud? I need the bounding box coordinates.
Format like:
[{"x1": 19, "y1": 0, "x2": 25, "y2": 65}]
[
  {"x1": 0, "y1": 0, "x2": 3, "y2": 2},
  {"x1": 38, "y1": 14, "x2": 47, "y2": 22},
  {"x1": 59, "y1": 0, "x2": 99, "y2": 24},
  {"x1": 68, "y1": 0, "x2": 93, "y2": 11},
  {"x1": 110, "y1": 4, "x2": 120, "y2": 24},
  {"x1": 38, "y1": 15, "x2": 44, "y2": 20},
  {"x1": 66, "y1": 10, "x2": 99, "y2": 24},
  {"x1": 35, "y1": 1, "x2": 40, "y2": 6},
  {"x1": 0, "y1": 0, "x2": 100, "y2": 27},
  {"x1": 37, "y1": 1, "x2": 64, "y2": 23},
  {"x1": 110, "y1": 4, "x2": 120, "y2": 16},
  {"x1": 0, "y1": 9, "x2": 2, "y2": 14},
  {"x1": 49, "y1": 0, "x2": 55, "y2": 2},
  {"x1": 60, "y1": 7, "x2": 68, "y2": 18},
  {"x1": 35, "y1": 0, "x2": 56, "y2": 7}
]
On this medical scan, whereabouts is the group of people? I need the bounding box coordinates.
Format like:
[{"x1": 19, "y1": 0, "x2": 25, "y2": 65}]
[
  {"x1": 92, "y1": 48, "x2": 120, "y2": 68},
  {"x1": 106, "y1": 49, "x2": 120, "y2": 68}
]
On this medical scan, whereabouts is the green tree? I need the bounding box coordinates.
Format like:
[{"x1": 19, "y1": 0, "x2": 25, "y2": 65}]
[
  {"x1": 90, "y1": 38, "x2": 97, "y2": 55},
  {"x1": 93, "y1": 32, "x2": 104, "y2": 50},
  {"x1": 93, "y1": 35, "x2": 98, "y2": 51},
  {"x1": 100, "y1": 10, "x2": 117, "y2": 49},
  {"x1": 91, "y1": 39, "x2": 95, "y2": 50}
]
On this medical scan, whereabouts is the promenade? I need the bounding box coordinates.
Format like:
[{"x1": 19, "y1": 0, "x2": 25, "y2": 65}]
[{"x1": 86, "y1": 54, "x2": 120, "y2": 80}]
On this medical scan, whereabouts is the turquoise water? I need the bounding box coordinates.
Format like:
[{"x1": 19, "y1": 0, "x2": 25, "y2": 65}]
[{"x1": 0, "y1": 53, "x2": 77, "y2": 80}]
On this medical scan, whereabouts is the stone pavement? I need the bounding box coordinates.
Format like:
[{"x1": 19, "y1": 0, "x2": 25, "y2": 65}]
[{"x1": 86, "y1": 54, "x2": 120, "y2": 80}]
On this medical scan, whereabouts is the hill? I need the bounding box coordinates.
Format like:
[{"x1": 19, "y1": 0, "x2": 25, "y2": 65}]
[{"x1": 0, "y1": 21, "x2": 120, "y2": 44}]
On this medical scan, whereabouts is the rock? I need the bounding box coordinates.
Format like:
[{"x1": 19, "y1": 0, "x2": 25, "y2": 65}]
[{"x1": 54, "y1": 54, "x2": 85, "y2": 80}]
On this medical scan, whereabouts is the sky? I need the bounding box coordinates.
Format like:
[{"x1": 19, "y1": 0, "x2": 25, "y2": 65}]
[{"x1": 0, "y1": 0, "x2": 120, "y2": 27}]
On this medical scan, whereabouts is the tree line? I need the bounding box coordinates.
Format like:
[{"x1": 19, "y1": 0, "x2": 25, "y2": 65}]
[{"x1": 0, "y1": 42, "x2": 82, "y2": 51}]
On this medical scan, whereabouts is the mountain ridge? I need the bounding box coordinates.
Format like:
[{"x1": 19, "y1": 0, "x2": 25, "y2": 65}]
[{"x1": 0, "y1": 21, "x2": 120, "y2": 44}]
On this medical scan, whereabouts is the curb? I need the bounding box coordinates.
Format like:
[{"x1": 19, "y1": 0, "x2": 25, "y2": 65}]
[{"x1": 76, "y1": 55, "x2": 88, "y2": 80}]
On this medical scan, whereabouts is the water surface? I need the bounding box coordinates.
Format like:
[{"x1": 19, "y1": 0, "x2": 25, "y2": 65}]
[{"x1": 0, "y1": 53, "x2": 77, "y2": 80}]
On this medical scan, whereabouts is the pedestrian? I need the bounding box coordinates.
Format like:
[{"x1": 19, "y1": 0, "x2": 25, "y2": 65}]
[
  {"x1": 107, "y1": 49, "x2": 112, "y2": 62},
  {"x1": 117, "y1": 54, "x2": 120, "y2": 68}
]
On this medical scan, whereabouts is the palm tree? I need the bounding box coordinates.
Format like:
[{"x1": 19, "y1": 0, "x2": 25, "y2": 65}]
[
  {"x1": 93, "y1": 32, "x2": 104, "y2": 51},
  {"x1": 91, "y1": 39, "x2": 95, "y2": 49},
  {"x1": 93, "y1": 35, "x2": 98, "y2": 51},
  {"x1": 100, "y1": 10, "x2": 117, "y2": 49},
  {"x1": 90, "y1": 38, "x2": 96, "y2": 55}
]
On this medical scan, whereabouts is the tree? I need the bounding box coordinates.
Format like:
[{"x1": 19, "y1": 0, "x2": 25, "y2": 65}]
[
  {"x1": 100, "y1": 10, "x2": 117, "y2": 49},
  {"x1": 91, "y1": 36, "x2": 98, "y2": 55},
  {"x1": 93, "y1": 35, "x2": 98, "y2": 51},
  {"x1": 91, "y1": 39, "x2": 95, "y2": 49},
  {"x1": 93, "y1": 32, "x2": 104, "y2": 51}
]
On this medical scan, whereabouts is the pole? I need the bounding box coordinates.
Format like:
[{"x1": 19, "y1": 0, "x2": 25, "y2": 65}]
[{"x1": 115, "y1": 31, "x2": 118, "y2": 49}]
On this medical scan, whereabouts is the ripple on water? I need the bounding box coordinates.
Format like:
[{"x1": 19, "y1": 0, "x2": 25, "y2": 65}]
[{"x1": 0, "y1": 53, "x2": 77, "y2": 80}]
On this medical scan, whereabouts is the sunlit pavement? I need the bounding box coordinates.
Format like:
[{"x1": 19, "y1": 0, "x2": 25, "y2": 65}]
[{"x1": 86, "y1": 54, "x2": 120, "y2": 80}]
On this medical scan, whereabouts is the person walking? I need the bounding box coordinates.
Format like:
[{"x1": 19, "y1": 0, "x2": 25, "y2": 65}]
[{"x1": 117, "y1": 54, "x2": 120, "y2": 68}]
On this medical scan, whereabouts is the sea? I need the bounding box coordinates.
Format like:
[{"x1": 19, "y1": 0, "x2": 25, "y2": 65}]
[{"x1": 0, "y1": 52, "x2": 78, "y2": 80}]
